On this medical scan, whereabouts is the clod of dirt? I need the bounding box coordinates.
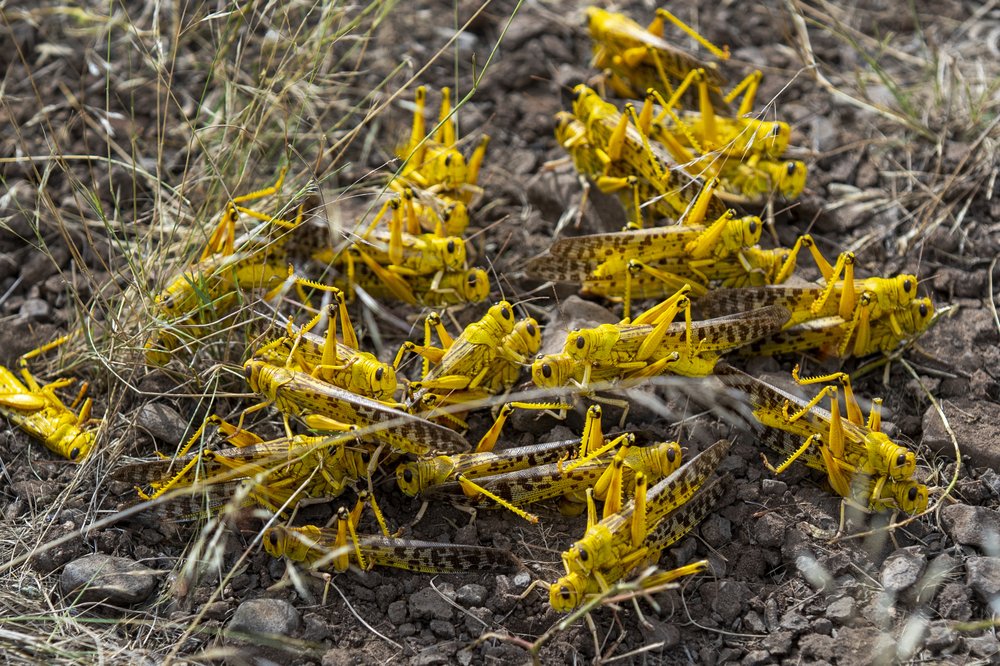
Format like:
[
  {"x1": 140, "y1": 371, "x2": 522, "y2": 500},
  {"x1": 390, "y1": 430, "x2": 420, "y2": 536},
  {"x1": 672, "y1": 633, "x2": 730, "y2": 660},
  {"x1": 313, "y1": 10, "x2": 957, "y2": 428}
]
[
  {"x1": 408, "y1": 586, "x2": 454, "y2": 621},
  {"x1": 940, "y1": 504, "x2": 1000, "y2": 552},
  {"x1": 825, "y1": 596, "x2": 857, "y2": 626},
  {"x1": 60, "y1": 553, "x2": 159, "y2": 606}
]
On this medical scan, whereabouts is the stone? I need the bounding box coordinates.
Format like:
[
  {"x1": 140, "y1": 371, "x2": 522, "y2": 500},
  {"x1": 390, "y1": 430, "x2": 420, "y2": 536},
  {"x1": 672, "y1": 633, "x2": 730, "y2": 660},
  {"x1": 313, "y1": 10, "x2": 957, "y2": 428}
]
[
  {"x1": 387, "y1": 600, "x2": 408, "y2": 625},
  {"x1": 700, "y1": 514, "x2": 732, "y2": 548},
  {"x1": 922, "y1": 620, "x2": 957, "y2": 650},
  {"x1": 60, "y1": 554, "x2": 158, "y2": 606},
  {"x1": 408, "y1": 587, "x2": 454, "y2": 621},
  {"x1": 825, "y1": 596, "x2": 856, "y2": 625},
  {"x1": 227, "y1": 598, "x2": 301, "y2": 637},
  {"x1": 321, "y1": 648, "x2": 353, "y2": 666},
  {"x1": 455, "y1": 584, "x2": 487, "y2": 607},
  {"x1": 761, "y1": 479, "x2": 786, "y2": 496},
  {"x1": 18, "y1": 298, "x2": 50, "y2": 322},
  {"x1": 700, "y1": 581, "x2": 744, "y2": 625},
  {"x1": 429, "y1": 619, "x2": 456, "y2": 639},
  {"x1": 880, "y1": 546, "x2": 926, "y2": 593},
  {"x1": 799, "y1": 633, "x2": 836, "y2": 659},
  {"x1": 742, "y1": 650, "x2": 772, "y2": 665},
  {"x1": 761, "y1": 630, "x2": 794, "y2": 655},
  {"x1": 941, "y1": 504, "x2": 1000, "y2": 553},
  {"x1": 923, "y1": 400, "x2": 1000, "y2": 469},
  {"x1": 935, "y1": 582, "x2": 973, "y2": 621},
  {"x1": 754, "y1": 513, "x2": 785, "y2": 549},
  {"x1": 135, "y1": 402, "x2": 190, "y2": 447},
  {"x1": 966, "y1": 557, "x2": 1000, "y2": 609}
]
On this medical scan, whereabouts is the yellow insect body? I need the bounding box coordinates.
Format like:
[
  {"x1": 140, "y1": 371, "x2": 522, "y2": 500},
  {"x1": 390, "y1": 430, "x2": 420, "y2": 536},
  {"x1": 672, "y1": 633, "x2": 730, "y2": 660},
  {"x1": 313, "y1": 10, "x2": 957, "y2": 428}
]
[
  {"x1": 0, "y1": 364, "x2": 96, "y2": 461},
  {"x1": 548, "y1": 439, "x2": 730, "y2": 611},
  {"x1": 243, "y1": 359, "x2": 467, "y2": 455},
  {"x1": 263, "y1": 515, "x2": 518, "y2": 574},
  {"x1": 716, "y1": 366, "x2": 919, "y2": 512},
  {"x1": 586, "y1": 7, "x2": 728, "y2": 106}
]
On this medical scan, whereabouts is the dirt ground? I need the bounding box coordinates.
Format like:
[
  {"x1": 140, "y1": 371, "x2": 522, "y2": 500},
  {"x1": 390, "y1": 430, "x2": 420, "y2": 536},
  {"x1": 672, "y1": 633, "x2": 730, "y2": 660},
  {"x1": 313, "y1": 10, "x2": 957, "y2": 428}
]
[{"x1": 1, "y1": 1, "x2": 999, "y2": 664}]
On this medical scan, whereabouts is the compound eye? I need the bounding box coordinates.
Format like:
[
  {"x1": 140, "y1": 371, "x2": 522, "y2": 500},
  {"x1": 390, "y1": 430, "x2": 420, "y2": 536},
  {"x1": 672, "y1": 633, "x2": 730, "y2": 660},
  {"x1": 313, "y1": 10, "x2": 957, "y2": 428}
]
[
  {"x1": 772, "y1": 125, "x2": 781, "y2": 136},
  {"x1": 69, "y1": 447, "x2": 80, "y2": 460},
  {"x1": 403, "y1": 468, "x2": 414, "y2": 484},
  {"x1": 444, "y1": 154, "x2": 452, "y2": 167},
  {"x1": 786, "y1": 162, "x2": 797, "y2": 176},
  {"x1": 542, "y1": 364, "x2": 552, "y2": 379},
  {"x1": 919, "y1": 303, "x2": 928, "y2": 317},
  {"x1": 896, "y1": 453, "x2": 907, "y2": 468},
  {"x1": 375, "y1": 367, "x2": 384, "y2": 381},
  {"x1": 575, "y1": 336, "x2": 585, "y2": 349},
  {"x1": 447, "y1": 239, "x2": 455, "y2": 253},
  {"x1": 268, "y1": 531, "x2": 279, "y2": 547},
  {"x1": 361, "y1": 451, "x2": 371, "y2": 463},
  {"x1": 749, "y1": 220, "x2": 758, "y2": 234},
  {"x1": 578, "y1": 548, "x2": 588, "y2": 562},
  {"x1": 559, "y1": 587, "x2": 571, "y2": 600},
  {"x1": 667, "y1": 447, "x2": 676, "y2": 462},
  {"x1": 908, "y1": 487, "x2": 918, "y2": 501},
  {"x1": 468, "y1": 273, "x2": 478, "y2": 287},
  {"x1": 903, "y1": 278, "x2": 913, "y2": 293},
  {"x1": 527, "y1": 323, "x2": 536, "y2": 337}
]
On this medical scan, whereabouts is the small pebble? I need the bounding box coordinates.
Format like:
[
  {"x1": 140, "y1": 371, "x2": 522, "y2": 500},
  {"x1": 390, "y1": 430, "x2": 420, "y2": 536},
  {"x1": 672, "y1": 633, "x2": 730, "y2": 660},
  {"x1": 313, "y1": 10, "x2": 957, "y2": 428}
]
[
  {"x1": 880, "y1": 546, "x2": 927, "y2": 594},
  {"x1": 227, "y1": 598, "x2": 301, "y2": 637}
]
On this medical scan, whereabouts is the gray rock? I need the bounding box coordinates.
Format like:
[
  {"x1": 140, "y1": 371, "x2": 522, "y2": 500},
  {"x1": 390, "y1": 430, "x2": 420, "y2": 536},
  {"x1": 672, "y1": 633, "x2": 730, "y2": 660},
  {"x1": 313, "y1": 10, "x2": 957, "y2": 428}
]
[
  {"x1": 936, "y1": 582, "x2": 973, "y2": 621},
  {"x1": 455, "y1": 583, "x2": 487, "y2": 607},
  {"x1": 227, "y1": 598, "x2": 301, "y2": 637},
  {"x1": 941, "y1": 504, "x2": 1000, "y2": 552},
  {"x1": 700, "y1": 514, "x2": 732, "y2": 548},
  {"x1": 825, "y1": 596, "x2": 856, "y2": 625},
  {"x1": 411, "y1": 642, "x2": 458, "y2": 666},
  {"x1": 742, "y1": 650, "x2": 772, "y2": 665},
  {"x1": 136, "y1": 402, "x2": 190, "y2": 446},
  {"x1": 812, "y1": 617, "x2": 833, "y2": 635},
  {"x1": 18, "y1": 298, "x2": 50, "y2": 322},
  {"x1": 800, "y1": 633, "x2": 836, "y2": 659},
  {"x1": 761, "y1": 479, "x2": 786, "y2": 496},
  {"x1": 700, "y1": 581, "x2": 744, "y2": 625},
  {"x1": 966, "y1": 557, "x2": 1000, "y2": 609},
  {"x1": 761, "y1": 630, "x2": 794, "y2": 655},
  {"x1": 922, "y1": 620, "x2": 957, "y2": 650},
  {"x1": 387, "y1": 599, "x2": 408, "y2": 625},
  {"x1": 429, "y1": 619, "x2": 456, "y2": 639},
  {"x1": 923, "y1": 399, "x2": 1000, "y2": 469},
  {"x1": 743, "y1": 610, "x2": 767, "y2": 633},
  {"x1": 965, "y1": 633, "x2": 1000, "y2": 658},
  {"x1": 512, "y1": 571, "x2": 531, "y2": 589},
  {"x1": 754, "y1": 513, "x2": 785, "y2": 549},
  {"x1": 408, "y1": 587, "x2": 454, "y2": 621},
  {"x1": 880, "y1": 546, "x2": 927, "y2": 593},
  {"x1": 779, "y1": 611, "x2": 808, "y2": 632},
  {"x1": 60, "y1": 554, "x2": 158, "y2": 606}
]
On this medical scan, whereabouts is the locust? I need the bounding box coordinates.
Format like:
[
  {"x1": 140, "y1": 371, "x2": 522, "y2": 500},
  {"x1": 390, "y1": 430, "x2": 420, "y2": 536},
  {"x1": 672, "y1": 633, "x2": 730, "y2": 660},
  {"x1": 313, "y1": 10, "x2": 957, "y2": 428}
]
[
  {"x1": 756, "y1": 428, "x2": 928, "y2": 514},
  {"x1": 421, "y1": 438, "x2": 684, "y2": 522},
  {"x1": 715, "y1": 364, "x2": 919, "y2": 509},
  {"x1": 335, "y1": 258, "x2": 490, "y2": 307},
  {"x1": 534, "y1": 297, "x2": 791, "y2": 388},
  {"x1": 549, "y1": 438, "x2": 731, "y2": 611},
  {"x1": 144, "y1": 170, "x2": 335, "y2": 365},
  {"x1": 525, "y1": 207, "x2": 774, "y2": 319},
  {"x1": 396, "y1": 403, "x2": 615, "y2": 499},
  {"x1": 113, "y1": 417, "x2": 374, "y2": 517},
  {"x1": 570, "y1": 84, "x2": 729, "y2": 224},
  {"x1": 253, "y1": 297, "x2": 397, "y2": 401},
  {"x1": 699, "y1": 248, "x2": 922, "y2": 356},
  {"x1": 586, "y1": 7, "x2": 729, "y2": 109},
  {"x1": 0, "y1": 336, "x2": 98, "y2": 461},
  {"x1": 242, "y1": 359, "x2": 468, "y2": 455},
  {"x1": 396, "y1": 85, "x2": 489, "y2": 204},
  {"x1": 739, "y1": 295, "x2": 937, "y2": 359},
  {"x1": 632, "y1": 86, "x2": 807, "y2": 203},
  {"x1": 263, "y1": 507, "x2": 519, "y2": 574}
]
